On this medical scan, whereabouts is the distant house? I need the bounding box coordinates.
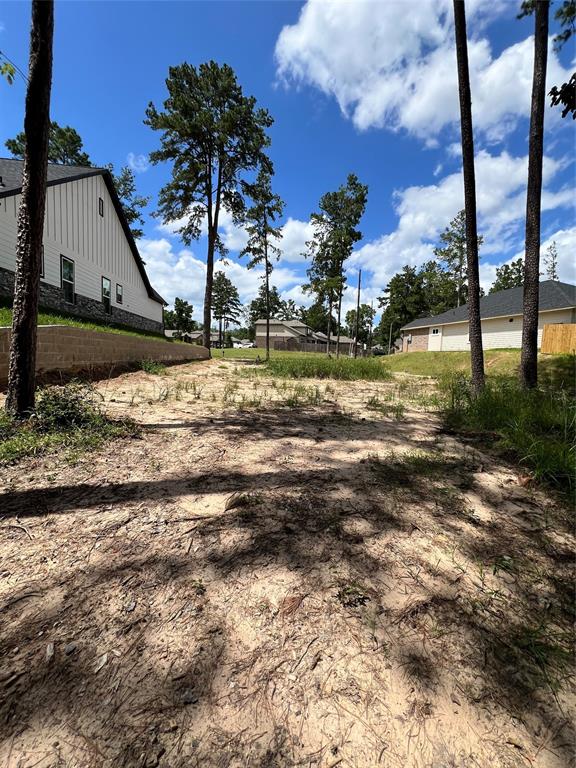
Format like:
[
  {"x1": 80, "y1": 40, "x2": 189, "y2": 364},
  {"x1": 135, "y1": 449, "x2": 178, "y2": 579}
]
[
  {"x1": 164, "y1": 329, "x2": 220, "y2": 344},
  {"x1": 400, "y1": 281, "x2": 576, "y2": 352},
  {"x1": 255, "y1": 319, "x2": 356, "y2": 353},
  {"x1": 0, "y1": 158, "x2": 165, "y2": 333}
]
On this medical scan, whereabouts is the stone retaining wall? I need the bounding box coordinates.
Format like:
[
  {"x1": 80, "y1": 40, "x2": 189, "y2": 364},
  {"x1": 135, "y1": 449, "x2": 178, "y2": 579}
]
[
  {"x1": 0, "y1": 266, "x2": 164, "y2": 334},
  {"x1": 0, "y1": 325, "x2": 208, "y2": 385}
]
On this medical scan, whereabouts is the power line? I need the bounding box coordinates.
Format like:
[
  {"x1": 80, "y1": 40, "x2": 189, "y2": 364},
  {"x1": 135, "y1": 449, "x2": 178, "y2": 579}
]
[{"x1": 0, "y1": 50, "x2": 28, "y2": 83}]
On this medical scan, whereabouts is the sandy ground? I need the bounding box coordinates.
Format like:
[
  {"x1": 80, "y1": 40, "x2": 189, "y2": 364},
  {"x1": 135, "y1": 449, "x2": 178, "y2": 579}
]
[{"x1": 0, "y1": 358, "x2": 574, "y2": 768}]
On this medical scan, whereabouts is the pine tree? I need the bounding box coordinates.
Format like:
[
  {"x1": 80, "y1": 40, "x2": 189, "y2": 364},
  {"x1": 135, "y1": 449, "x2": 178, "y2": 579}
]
[
  {"x1": 433, "y1": 210, "x2": 484, "y2": 307},
  {"x1": 5, "y1": 0, "x2": 54, "y2": 417},
  {"x1": 543, "y1": 241, "x2": 559, "y2": 281},
  {"x1": 241, "y1": 165, "x2": 284, "y2": 361},
  {"x1": 453, "y1": 0, "x2": 485, "y2": 395},
  {"x1": 145, "y1": 61, "x2": 272, "y2": 353},
  {"x1": 211, "y1": 271, "x2": 242, "y2": 347}
]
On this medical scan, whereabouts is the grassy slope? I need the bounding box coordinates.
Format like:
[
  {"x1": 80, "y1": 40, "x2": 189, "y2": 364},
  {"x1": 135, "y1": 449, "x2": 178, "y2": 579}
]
[
  {"x1": 381, "y1": 349, "x2": 575, "y2": 386},
  {"x1": 0, "y1": 305, "x2": 171, "y2": 342}
]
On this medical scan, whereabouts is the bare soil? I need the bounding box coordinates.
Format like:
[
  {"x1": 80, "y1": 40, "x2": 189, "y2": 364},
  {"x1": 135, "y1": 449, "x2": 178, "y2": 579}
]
[{"x1": 0, "y1": 359, "x2": 574, "y2": 768}]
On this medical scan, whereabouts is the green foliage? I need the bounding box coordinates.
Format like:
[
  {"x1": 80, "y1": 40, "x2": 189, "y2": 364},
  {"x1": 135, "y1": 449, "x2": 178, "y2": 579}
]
[
  {"x1": 433, "y1": 210, "x2": 484, "y2": 306},
  {"x1": 108, "y1": 165, "x2": 150, "y2": 240},
  {"x1": 543, "y1": 241, "x2": 559, "y2": 280},
  {"x1": 304, "y1": 174, "x2": 368, "y2": 330},
  {"x1": 211, "y1": 271, "x2": 243, "y2": 326},
  {"x1": 549, "y1": 73, "x2": 576, "y2": 119},
  {"x1": 300, "y1": 299, "x2": 334, "y2": 335},
  {"x1": 0, "y1": 302, "x2": 166, "y2": 341},
  {"x1": 241, "y1": 165, "x2": 284, "y2": 272},
  {"x1": 552, "y1": 0, "x2": 575, "y2": 50},
  {"x1": 265, "y1": 356, "x2": 392, "y2": 381},
  {"x1": 0, "y1": 383, "x2": 138, "y2": 464},
  {"x1": 442, "y1": 374, "x2": 576, "y2": 498},
  {"x1": 490, "y1": 258, "x2": 524, "y2": 293},
  {"x1": 345, "y1": 303, "x2": 376, "y2": 344},
  {"x1": 247, "y1": 283, "x2": 285, "y2": 336},
  {"x1": 140, "y1": 359, "x2": 167, "y2": 375},
  {"x1": 6, "y1": 121, "x2": 92, "y2": 166},
  {"x1": 146, "y1": 60, "x2": 272, "y2": 252},
  {"x1": 164, "y1": 297, "x2": 196, "y2": 334}
]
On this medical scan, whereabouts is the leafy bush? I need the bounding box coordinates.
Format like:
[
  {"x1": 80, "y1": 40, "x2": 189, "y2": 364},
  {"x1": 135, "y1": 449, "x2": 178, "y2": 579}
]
[
  {"x1": 442, "y1": 374, "x2": 576, "y2": 498},
  {"x1": 0, "y1": 382, "x2": 138, "y2": 464},
  {"x1": 140, "y1": 359, "x2": 167, "y2": 375},
  {"x1": 265, "y1": 355, "x2": 392, "y2": 381}
]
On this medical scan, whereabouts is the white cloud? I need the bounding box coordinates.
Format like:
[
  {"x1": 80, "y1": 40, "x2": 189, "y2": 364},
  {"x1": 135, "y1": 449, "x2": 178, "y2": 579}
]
[
  {"x1": 127, "y1": 152, "x2": 149, "y2": 173},
  {"x1": 350, "y1": 149, "x2": 573, "y2": 293},
  {"x1": 275, "y1": 0, "x2": 571, "y2": 140},
  {"x1": 275, "y1": 217, "x2": 315, "y2": 263},
  {"x1": 139, "y1": 236, "x2": 302, "y2": 313}
]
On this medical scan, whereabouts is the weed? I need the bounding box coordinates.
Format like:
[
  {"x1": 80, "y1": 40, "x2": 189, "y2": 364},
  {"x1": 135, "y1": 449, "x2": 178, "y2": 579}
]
[
  {"x1": 265, "y1": 356, "x2": 392, "y2": 382},
  {"x1": 0, "y1": 382, "x2": 138, "y2": 465},
  {"x1": 442, "y1": 374, "x2": 576, "y2": 498},
  {"x1": 336, "y1": 582, "x2": 371, "y2": 608},
  {"x1": 140, "y1": 359, "x2": 167, "y2": 375},
  {"x1": 365, "y1": 395, "x2": 405, "y2": 419}
]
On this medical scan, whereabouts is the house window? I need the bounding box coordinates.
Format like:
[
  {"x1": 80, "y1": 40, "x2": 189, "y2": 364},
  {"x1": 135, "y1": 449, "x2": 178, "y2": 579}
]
[
  {"x1": 102, "y1": 277, "x2": 112, "y2": 314},
  {"x1": 116, "y1": 284, "x2": 123, "y2": 304},
  {"x1": 509, "y1": 318, "x2": 514, "y2": 323},
  {"x1": 98, "y1": 197, "x2": 104, "y2": 217},
  {"x1": 61, "y1": 256, "x2": 75, "y2": 304},
  {"x1": 432, "y1": 328, "x2": 440, "y2": 335}
]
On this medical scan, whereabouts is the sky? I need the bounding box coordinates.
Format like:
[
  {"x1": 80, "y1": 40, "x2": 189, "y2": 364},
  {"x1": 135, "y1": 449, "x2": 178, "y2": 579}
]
[{"x1": 0, "y1": 0, "x2": 575, "y2": 324}]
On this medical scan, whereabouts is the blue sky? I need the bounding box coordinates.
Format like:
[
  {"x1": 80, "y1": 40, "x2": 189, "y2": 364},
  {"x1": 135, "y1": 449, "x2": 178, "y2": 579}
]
[{"x1": 1, "y1": 0, "x2": 574, "y2": 320}]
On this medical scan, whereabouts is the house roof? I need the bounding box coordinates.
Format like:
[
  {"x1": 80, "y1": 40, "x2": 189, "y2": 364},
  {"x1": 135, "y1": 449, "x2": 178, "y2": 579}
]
[
  {"x1": 401, "y1": 280, "x2": 576, "y2": 331},
  {"x1": 0, "y1": 157, "x2": 166, "y2": 306}
]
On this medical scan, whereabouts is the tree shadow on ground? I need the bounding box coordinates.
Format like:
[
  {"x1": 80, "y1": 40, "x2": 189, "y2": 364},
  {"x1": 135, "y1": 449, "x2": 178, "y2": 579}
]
[{"x1": 0, "y1": 406, "x2": 574, "y2": 766}]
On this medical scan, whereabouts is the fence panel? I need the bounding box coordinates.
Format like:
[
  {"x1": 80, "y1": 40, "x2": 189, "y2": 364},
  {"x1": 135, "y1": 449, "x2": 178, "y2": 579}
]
[{"x1": 540, "y1": 324, "x2": 576, "y2": 354}]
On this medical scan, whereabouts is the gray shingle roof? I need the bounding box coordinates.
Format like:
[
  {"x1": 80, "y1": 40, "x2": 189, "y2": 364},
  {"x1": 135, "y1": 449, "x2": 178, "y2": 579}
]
[
  {"x1": 0, "y1": 158, "x2": 165, "y2": 305},
  {"x1": 401, "y1": 281, "x2": 576, "y2": 330}
]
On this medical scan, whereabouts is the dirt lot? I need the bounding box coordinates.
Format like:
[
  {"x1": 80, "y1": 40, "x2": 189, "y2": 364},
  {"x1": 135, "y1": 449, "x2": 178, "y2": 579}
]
[{"x1": 0, "y1": 359, "x2": 574, "y2": 768}]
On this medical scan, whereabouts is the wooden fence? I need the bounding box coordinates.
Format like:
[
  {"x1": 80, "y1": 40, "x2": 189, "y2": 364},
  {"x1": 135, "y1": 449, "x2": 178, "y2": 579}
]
[{"x1": 540, "y1": 324, "x2": 576, "y2": 354}]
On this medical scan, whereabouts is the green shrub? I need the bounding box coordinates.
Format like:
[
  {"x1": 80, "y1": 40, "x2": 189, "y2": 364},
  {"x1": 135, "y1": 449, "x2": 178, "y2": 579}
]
[
  {"x1": 265, "y1": 355, "x2": 391, "y2": 381},
  {"x1": 0, "y1": 382, "x2": 138, "y2": 464},
  {"x1": 140, "y1": 359, "x2": 167, "y2": 375},
  {"x1": 442, "y1": 374, "x2": 576, "y2": 498}
]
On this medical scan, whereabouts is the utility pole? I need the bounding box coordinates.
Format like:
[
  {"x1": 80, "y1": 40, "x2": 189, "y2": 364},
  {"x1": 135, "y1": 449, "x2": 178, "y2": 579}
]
[
  {"x1": 353, "y1": 268, "x2": 362, "y2": 358},
  {"x1": 368, "y1": 300, "x2": 374, "y2": 352}
]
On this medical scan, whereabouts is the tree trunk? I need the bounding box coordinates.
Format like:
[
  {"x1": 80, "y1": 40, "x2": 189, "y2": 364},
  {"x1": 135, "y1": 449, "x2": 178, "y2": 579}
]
[
  {"x1": 326, "y1": 296, "x2": 332, "y2": 355},
  {"x1": 453, "y1": 0, "x2": 484, "y2": 396},
  {"x1": 521, "y1": 0, "x2": 549, "y2": 389},
  {"x1": 264, "y1": 232, "x2": 271, "y2": 361},
  {"x1": 335, "y1": 285, "x2": 343, "y2": 358},
  {"x1": 218, "y1": 316, "x2": 222, "y2": 349},
  {"x1": 203, "y1": 230, "x2": 215, "y2": 353},
  {"x1": 6, "y1": 1, "x2": 54, "y2": 418}
]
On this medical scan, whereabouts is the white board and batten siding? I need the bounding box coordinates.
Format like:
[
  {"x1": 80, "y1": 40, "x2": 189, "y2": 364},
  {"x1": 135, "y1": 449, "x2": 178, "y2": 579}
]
[
  {"x1": 0, "y1": 174, "x2": 162, "y2": 324},
  {"x1": 438, "y1": 308, "x2": 575, "y2": 351}
]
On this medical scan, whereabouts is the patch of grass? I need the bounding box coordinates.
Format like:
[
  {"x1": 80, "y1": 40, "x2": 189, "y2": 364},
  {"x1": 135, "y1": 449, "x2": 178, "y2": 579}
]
[
  {"x1": 140, "y1": 359, "x2": 167, "y2": 375},
  {"x1": 265, "y1": 355, "x2": 392, "y2": 381},
  {"x1": 382, "y1": 350, "x2": 575, "y2": 386},
  {"x1": 0, "y1": 302, "x2": 170, "y2": 342},
  {"x1": 0, "y1": 382, "x2": 138, "y2": 465},
  {"x1": 443, "y1": 374, "x2": 576, "y2": 498},
  {"x1": 365, "y1": 395, "x2": 405, "y2": 419}
]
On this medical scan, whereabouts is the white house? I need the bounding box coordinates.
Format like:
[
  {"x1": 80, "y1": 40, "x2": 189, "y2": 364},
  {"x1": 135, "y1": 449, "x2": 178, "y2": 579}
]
[
  {"x1": 0, "y1": 158, "x2": 165, "y2": 333},
  {"x1": 400, "y1": 281, "x2": 576, "y2": 352}
]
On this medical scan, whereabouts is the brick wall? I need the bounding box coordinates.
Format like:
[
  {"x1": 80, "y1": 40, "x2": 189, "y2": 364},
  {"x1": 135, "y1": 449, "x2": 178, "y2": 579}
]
[
  {"x1": 0, "y1": 266, "x2": 163, "y2": 334},
  {"x1": 0, "y1": 325, "x2": 208, "y2": 385},
  {"x1": 402, "y1": 327, "x2": 429, "y2": 353}
]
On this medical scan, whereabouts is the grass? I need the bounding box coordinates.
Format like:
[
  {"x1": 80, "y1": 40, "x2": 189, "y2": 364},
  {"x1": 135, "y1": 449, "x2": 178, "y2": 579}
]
[
  {"x1": 443, "y1": 373, "x2": 576, "y2": 498},
  {"x1": 0, "y1": 303, "x2": 171, "y2": 343},
  {"x1": 140, "y1": 359, "x2": 167, "y2": 375},
  {"x1": 382, "y1": 349, "x2": 575, "y2": 386},
  {"x1": 0, "y1": 382, "x2": 139, "y2": 464},
  {"x1": 264, "y1": 355, "x2": 392, "y2": 381}
]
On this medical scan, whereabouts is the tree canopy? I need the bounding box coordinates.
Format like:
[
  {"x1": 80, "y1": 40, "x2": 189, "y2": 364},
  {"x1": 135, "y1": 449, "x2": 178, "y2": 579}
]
[
  {"x1": 145, "y1": 60, "x2": 272, "y2": 349},
  {"x1": 163, "y1": 297, "x2": 196, "y2": 334},
  {"x1": 211, "y1": 271, "x2": 243, "y2": 327},
  {"x1": 6, "y1": 121, "x2": 92, "y2": 166},
  {"x1": 489, "y1": 258, "x2": 524, "y2": 293},
  {"x1": 433, "y1": 209, "x2": 484, "y2": 307}
]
